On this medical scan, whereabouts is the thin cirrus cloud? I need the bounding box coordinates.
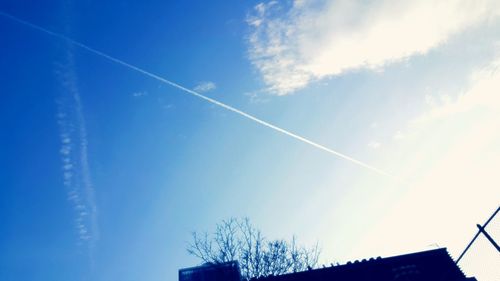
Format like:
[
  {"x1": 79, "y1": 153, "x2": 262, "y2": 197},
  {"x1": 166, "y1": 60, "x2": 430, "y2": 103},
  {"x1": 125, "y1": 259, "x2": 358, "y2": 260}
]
[
  {"x1": 132, "y1": 91, "x2": 148, "y2": 97},
  {"x1": 388, "y1": 51, "x2": 500, "y2": 189},
  {"x1": 368, "y1": 141, "x2": 381, "y2": 149},
  {"x1": 348, "y1": 55, "x2": 500, "y2": 279},
  {"x1": 247, "y1": 0, "x2": 500, "y2": 95},
  {"x1": 55, "y1": 50, "x2": 99, "y2": 254},
  {"x1": 193, "y1": 81, "x2": 217, "y2": 93},
  {"x1": 414, "y1": 56, "x2": 500, "y2": 124}
]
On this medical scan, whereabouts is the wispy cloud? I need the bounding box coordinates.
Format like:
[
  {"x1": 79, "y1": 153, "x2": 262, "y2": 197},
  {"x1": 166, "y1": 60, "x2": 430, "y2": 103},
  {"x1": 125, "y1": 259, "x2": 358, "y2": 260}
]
[
  {"x1": 393, "y1": 131, "x2": 404, "y2": 141},
  {"x1": 349, "y1": 54, "x2": 500, "y2": 277},
  {"x1": 247, "y1": 0, "x2": 500, "y2": 94},
  {"x1": 414, "y1": 56, "x2": 500, "y2": 125},
  {"x1": 2, "y1": 10, "x2": 394, "y2": 178},
  {"x1": 193, "y1": 81, "x2": 216, "y2": 93},
  {"x1": 55, "y1": 50, "x2": 99, "y2": 257},
  {"x1": 132, "y1": 91, "x2": 148, "y2": 97},
  {"x1": 368, "y1": 141, "x2": 381, "y2": 149},
  {"x1": 244, "y1": 90, "x2": 270, "y2": 104}
]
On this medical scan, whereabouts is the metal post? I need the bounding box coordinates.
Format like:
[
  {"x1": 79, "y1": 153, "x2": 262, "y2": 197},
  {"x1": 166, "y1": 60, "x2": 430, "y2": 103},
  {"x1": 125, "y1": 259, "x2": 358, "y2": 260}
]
[
  {"x1": 476, "y1": 224, "x2": 500, "y2": 253},
  {"x1": 455, "y1": 206, "x2": 499, "y2": 264}
]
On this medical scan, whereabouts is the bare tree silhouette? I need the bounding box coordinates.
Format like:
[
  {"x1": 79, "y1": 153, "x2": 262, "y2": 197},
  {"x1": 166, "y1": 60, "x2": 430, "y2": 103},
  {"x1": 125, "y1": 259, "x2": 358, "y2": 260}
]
[{"x1": 187, "y1": 218, "x2": 320, "y2": 280}]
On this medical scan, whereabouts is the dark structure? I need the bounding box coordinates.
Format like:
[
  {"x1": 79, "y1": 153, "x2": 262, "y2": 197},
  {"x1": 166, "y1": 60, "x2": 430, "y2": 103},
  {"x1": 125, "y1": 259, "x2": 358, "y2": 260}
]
[
  {"x1": 179, "y1": 261, "x2": 241, "y2": 281},
  {"x1": 253, "y1": 248, "x2": 476, "y2": 281},
  {"x1": 179, "y1": 248, "x2": 476, "y2": 281}
]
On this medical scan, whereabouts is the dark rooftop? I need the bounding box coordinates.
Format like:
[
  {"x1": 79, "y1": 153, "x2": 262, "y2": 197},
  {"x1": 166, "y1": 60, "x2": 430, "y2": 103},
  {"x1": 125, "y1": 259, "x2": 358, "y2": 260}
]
[
  {"x1": 179, "y1": 248, "x2": 477, "y2": 281},
  {"x1": 251, "y1": 248, "x2": 475, "y2": 281}
]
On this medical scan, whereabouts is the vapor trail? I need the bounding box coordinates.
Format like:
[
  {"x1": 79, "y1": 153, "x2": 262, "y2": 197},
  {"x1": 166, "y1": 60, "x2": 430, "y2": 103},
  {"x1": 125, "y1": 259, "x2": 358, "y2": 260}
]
[{"x1": 0, "y1": 11, "x2": 396, "y2": 179}]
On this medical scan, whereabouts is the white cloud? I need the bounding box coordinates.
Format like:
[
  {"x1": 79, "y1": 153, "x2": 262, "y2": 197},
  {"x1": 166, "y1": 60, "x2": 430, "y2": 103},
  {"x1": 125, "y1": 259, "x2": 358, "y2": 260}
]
[
  {"x1": 368, "y1": 141, "x2": 381, "y2": 149},
  {"x1": 68, "y1": 192, "x2": 78, "y2": 201},
  {"x1": 245, "y1": 90, "x2": 270, "y2": 104},
  {"x1": 393, "y1": 131, "x2": 404, "y2": 140},
  {"x1": 56, "y1": 51, "x2": 99, "y2": 253},
  {"x1": 247, "y1": 0, "x2": 500, "y2": 94},
  {"x1": 350, "y1": 55, "x2": 500, "y2": 279},
  {"x1": 414, "y1": 57, "x2": 500, "y2": 124},
  {"x1": 163, "y1": 104, "x2": 175, "y2": 110},
  {"x1": 60, "y1": 145, "x2": 71, "y2": 155},
  {"x1": 132, "y1": 91, "x2": 148, "y2": 97},
  {"x1": 193, "y1": 81, "x2": 217, "y2": 93},
  {"x1": 63, "y1": 171, "x2": 73, "y2": 180}
]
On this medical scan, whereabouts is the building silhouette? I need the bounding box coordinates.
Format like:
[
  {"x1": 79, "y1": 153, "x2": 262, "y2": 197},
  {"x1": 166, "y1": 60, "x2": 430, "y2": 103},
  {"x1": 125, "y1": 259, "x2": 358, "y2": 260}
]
[
  {"x1": 179, "y1": 261, "x2": 241, "y2": 281},
  {"x1": 179, "y1": 248, "x2": 476, "y2": 281}
]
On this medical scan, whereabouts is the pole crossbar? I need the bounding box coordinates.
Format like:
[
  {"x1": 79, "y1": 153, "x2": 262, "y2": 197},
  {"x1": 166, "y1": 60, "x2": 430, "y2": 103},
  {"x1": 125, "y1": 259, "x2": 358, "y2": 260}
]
[
  {"x1": 476, "y1": 224, "x2": 500, "y2": 253},
  {"x1": 455, "y1": 206, "x2": 500, "y2": 264}
]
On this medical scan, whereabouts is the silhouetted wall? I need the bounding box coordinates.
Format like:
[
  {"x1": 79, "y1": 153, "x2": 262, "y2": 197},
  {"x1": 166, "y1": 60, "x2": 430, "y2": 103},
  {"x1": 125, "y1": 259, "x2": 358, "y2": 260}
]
[
  {"x1": 179, "y1": 261, "x2": 241, "y2": 281},
  {"x1": 179, "y1": 248, "x2": 476, "y2": 281}
]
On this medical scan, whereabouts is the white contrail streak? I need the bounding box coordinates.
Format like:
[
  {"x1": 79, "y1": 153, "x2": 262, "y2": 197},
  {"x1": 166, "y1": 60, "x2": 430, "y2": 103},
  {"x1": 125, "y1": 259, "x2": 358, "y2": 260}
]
[{"x1": 0, "y1": 11, "x2": 396, "y2": 179}]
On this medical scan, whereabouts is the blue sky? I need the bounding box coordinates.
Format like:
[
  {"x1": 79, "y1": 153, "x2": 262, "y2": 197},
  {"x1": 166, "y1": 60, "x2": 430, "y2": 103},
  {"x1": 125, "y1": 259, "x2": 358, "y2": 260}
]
[{"x1": 1, "y1": 1, "x2": 499, "y2": 281}]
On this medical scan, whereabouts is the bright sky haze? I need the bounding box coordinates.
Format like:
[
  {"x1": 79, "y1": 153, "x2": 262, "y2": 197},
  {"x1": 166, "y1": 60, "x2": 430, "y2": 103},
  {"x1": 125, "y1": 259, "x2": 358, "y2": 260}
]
[{"x1": 1, "y1": 1, "x2": 499, "y2": 281}]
